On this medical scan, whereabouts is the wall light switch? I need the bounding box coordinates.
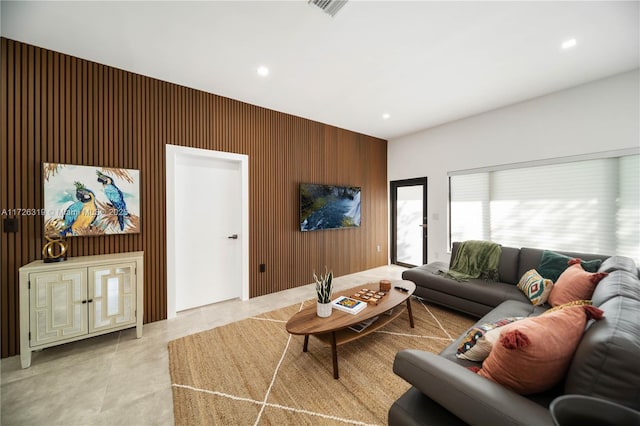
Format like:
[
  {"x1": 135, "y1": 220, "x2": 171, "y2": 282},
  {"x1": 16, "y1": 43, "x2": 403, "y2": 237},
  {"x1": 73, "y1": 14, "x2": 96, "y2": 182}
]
[{"x1": 432, "y1": 213, "x2": 440, "y2": 221}]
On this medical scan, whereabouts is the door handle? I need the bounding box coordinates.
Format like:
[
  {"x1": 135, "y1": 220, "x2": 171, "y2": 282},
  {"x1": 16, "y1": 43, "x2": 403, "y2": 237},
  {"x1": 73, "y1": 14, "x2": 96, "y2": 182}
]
[
  {"x1": 419, "y1": 224, "x2": 428, "y2": 228},
  {"x1": 228, "y1": 234, "x2": 238, "y2": 239}
]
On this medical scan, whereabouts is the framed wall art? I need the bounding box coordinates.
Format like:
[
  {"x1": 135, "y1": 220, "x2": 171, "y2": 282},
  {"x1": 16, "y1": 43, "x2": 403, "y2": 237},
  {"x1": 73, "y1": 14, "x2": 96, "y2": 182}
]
[{"x1": 43, "y1": 163, "x2": 141, "y2": 236}]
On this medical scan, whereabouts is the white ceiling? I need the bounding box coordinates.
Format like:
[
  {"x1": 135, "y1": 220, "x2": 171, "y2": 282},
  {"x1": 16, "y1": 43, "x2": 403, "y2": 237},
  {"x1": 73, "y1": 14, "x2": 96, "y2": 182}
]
[{"x1": 2, "y1": 1, "x2": 638, "y2": 140}]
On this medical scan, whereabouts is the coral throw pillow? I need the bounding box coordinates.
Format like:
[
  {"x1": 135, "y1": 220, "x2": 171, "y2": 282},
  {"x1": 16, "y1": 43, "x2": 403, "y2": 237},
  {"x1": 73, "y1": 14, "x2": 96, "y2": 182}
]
[
  {"x1": 548, "y1": 260, "x2": 608, "y2": 307},
  {"x1": 477, "y1": 305, "x2": 604, "y2": 394}
]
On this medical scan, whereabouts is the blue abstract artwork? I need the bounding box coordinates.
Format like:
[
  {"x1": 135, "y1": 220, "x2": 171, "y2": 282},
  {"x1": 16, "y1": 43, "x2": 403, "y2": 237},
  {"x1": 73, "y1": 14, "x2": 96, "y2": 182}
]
[{"x1": 300, "y1": 183, "x2": 361, "y2": 231}]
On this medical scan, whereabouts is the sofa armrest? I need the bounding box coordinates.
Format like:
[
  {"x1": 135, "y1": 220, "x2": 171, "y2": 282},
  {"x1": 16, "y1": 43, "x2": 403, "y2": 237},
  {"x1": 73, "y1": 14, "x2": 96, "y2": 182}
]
[{"x1": 393, "y1": 349, "x2": 554, "y2": 426}]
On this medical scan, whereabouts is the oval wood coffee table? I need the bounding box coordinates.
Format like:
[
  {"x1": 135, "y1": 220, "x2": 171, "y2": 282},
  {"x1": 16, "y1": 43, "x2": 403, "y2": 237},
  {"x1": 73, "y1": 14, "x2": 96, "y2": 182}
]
[{"x1": 286, "y1": 280, "x2": 416, "y2": 379}]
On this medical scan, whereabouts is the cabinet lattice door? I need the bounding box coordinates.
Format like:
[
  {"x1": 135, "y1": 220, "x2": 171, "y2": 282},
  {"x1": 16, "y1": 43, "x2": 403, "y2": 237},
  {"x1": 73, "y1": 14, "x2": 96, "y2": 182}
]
[
  {"x1": 29, "y1": 269, "x2": 88, "y2": 347},
  {"x1": 88, "y1": 263, "x2": 136, "y2": 333}
]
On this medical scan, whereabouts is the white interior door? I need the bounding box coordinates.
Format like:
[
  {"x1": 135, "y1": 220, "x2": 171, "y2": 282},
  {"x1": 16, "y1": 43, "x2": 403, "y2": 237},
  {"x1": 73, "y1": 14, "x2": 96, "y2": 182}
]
[
  {"x1": 174, "y1": 155, "x2": 241, "y2": 311},
  {"x1": 166, "y1": 145, "x2": 249, "y2": 317}
]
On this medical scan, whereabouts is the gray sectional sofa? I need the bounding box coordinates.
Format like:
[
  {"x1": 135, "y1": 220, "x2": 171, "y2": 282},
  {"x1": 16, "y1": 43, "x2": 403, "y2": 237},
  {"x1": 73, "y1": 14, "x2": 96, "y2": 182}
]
[
  {"x1": 390, "y1": 243, "x2": 640, "y2": 425},
  {"x1": 402, "y1": 242, "x2": 608, "y2": 317}
]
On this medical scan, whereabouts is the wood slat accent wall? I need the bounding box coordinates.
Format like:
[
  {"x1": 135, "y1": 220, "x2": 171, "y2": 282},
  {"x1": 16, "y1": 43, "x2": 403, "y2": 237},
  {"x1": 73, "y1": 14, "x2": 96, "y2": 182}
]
[{"x1": 0, "y1": 38, "x2": 388, "y2": 358}]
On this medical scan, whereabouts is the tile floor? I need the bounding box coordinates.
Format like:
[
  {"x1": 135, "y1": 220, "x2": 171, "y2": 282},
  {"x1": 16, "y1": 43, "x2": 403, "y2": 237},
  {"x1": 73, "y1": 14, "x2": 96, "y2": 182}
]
[{"x1": 0, "y1": 265, "x2": 406, "y2": 425}]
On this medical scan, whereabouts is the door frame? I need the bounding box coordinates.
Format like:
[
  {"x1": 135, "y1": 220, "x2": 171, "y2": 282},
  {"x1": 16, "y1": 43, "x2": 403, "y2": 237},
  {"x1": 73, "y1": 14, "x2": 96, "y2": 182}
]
[
  {"x1": 166, "y1": 145, "x2": 249, "y2": 319},
  {"x1": 390, "y1": 177, "x2": 428, "y2": 267}
]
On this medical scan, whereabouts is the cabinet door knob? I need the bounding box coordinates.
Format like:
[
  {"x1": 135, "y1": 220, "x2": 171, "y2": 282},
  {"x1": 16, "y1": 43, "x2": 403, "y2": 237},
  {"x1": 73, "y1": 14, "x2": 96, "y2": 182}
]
[{"x1": 82, "y1": 300, "x2": 87, "y2": 304}]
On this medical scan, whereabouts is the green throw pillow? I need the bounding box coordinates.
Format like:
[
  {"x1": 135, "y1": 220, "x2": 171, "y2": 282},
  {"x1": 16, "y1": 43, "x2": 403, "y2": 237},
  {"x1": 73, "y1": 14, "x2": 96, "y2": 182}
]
[{"x1": 538, "y1": 250, "x2": 602, "y2": 282}]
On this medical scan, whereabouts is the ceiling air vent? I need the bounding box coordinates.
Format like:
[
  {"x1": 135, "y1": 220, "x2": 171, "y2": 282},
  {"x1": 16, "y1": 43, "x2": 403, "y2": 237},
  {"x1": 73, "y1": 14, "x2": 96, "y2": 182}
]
[{"x1": 308, "y1": 0, "x2": 348, "y2": 17}]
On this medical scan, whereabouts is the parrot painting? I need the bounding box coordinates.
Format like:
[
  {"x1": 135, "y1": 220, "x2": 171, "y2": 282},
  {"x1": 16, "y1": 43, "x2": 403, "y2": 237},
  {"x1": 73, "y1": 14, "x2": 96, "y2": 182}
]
[
  {"x1": 60, "y1": 181, "x2": 98, "y2": 236},
  {"x1": 96, "y1": 170, "x2": 129, "y2": 230}
]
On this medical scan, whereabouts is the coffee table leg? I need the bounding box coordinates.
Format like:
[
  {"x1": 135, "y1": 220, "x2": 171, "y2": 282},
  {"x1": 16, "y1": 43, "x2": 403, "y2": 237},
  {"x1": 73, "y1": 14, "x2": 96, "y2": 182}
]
[
  {"x1": 406, "y1": 298, "x2": 415, "y2": 328},
  {"x1": 331, "y1": 332, "x2": 339, "y2": 379},
  {"x1": 303, "y1": 335, "x2": 309, "y2": 352}
]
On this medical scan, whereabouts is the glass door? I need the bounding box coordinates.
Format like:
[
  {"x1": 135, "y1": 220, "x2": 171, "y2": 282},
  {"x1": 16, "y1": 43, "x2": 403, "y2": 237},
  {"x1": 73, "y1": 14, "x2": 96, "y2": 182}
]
[{"x1": 391, "y1": 177, "x2": 427, "y2": 267}]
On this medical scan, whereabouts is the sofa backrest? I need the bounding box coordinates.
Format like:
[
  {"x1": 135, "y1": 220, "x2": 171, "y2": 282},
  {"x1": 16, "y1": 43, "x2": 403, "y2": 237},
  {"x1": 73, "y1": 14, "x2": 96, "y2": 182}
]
[
  {"x1": 451, "y1": 242, "x2": 521, "y2": 284},
  {"x1": 450, "y1": 242, "x2": 611, "y2": 285},
  {"x1": 518, "y1": 247, "x2": 609, "y2": 281},
  {"x1": 564, "y1": 257, "x2": 640, "y2": 411}
]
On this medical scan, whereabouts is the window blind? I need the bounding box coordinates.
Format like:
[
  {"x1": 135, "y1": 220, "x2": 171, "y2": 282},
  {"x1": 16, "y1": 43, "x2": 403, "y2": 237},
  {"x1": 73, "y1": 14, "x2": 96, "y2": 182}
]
[
  {"x1": 450, "y1": 173, "x2": 489, "y2": 243},
  {"x1": 449, "y1": 154, "x2": 639, "y2": 263},
  {"x1": 618, "y1": 155, "x2": 640, "y2": 261}
]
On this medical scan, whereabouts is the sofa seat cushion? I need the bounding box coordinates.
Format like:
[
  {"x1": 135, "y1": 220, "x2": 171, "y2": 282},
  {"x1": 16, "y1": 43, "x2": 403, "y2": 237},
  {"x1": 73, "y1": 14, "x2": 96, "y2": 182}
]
[
  {"x1": 389, "y1": 386, "x2": 466, "y2": 426},
  {"x1": 392, "y1": 350, "x2": 557, "y2": 425},
  {"x1": 404, "y1": 268, "x2": 530, "y2": 307}
]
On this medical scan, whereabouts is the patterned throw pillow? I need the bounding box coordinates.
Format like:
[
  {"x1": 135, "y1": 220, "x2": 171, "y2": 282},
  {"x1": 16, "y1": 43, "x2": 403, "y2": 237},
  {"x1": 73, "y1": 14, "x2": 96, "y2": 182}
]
[
  {"x1": 548, "y1": 261, "x2": 608, "y2": 307},
  {"x1": 457, "y1": 317, "x2": 525, "y2": 361},
  {"x1": 517, "y1": 269, "x2": 554, "y2": 306}
]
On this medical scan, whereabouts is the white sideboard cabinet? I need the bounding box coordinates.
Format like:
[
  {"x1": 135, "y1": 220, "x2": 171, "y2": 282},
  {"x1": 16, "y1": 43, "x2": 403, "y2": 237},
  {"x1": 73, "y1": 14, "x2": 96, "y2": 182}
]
[{"x1": 19, "y1": 251, "x2": 144, "y2": 368}]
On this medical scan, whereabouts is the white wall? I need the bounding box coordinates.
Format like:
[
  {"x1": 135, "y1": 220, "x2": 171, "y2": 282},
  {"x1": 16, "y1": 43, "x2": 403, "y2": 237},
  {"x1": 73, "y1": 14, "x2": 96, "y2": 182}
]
[{"x1": 388, "y1": 69, "x2": 640, "y2": 263}]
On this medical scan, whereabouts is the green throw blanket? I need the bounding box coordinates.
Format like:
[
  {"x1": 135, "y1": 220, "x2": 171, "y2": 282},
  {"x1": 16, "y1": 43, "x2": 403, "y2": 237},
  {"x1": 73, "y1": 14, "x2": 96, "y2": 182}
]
[{"x1": 442, "y1": 240, "x2": 502, "y2": 281}]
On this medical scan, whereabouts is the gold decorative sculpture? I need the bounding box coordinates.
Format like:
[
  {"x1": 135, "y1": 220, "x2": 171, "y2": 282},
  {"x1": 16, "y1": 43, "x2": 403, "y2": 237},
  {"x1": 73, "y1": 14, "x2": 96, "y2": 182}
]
[{"x1": 42, "y1": 219, "x2": 68, "y2": 263}]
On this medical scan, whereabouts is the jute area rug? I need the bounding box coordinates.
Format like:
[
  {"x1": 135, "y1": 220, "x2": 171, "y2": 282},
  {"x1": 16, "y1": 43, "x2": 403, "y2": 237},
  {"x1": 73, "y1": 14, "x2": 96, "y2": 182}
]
[{"x1": 168, "y1": 297, "x2": 474, "y2": 426}]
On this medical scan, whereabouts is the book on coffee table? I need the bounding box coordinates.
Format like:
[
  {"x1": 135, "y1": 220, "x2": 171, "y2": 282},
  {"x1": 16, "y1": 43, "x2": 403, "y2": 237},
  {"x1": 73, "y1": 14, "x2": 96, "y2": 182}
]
[{"x1": 331, "y1": 296, "x2": 366, "y2": 314}]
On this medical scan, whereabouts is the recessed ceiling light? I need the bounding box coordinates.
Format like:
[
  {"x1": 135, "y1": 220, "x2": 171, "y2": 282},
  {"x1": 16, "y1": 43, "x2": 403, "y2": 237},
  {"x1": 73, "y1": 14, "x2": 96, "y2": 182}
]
[
  {"x1": 561, "y1": 38, "x2": 577, "y2": 49},
  {"x1": 257, "y1": 66, "x2": 269, "y2": 77},
  {"x1": 382, "y1": 113, "x2": 390, "y2": 120}
]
